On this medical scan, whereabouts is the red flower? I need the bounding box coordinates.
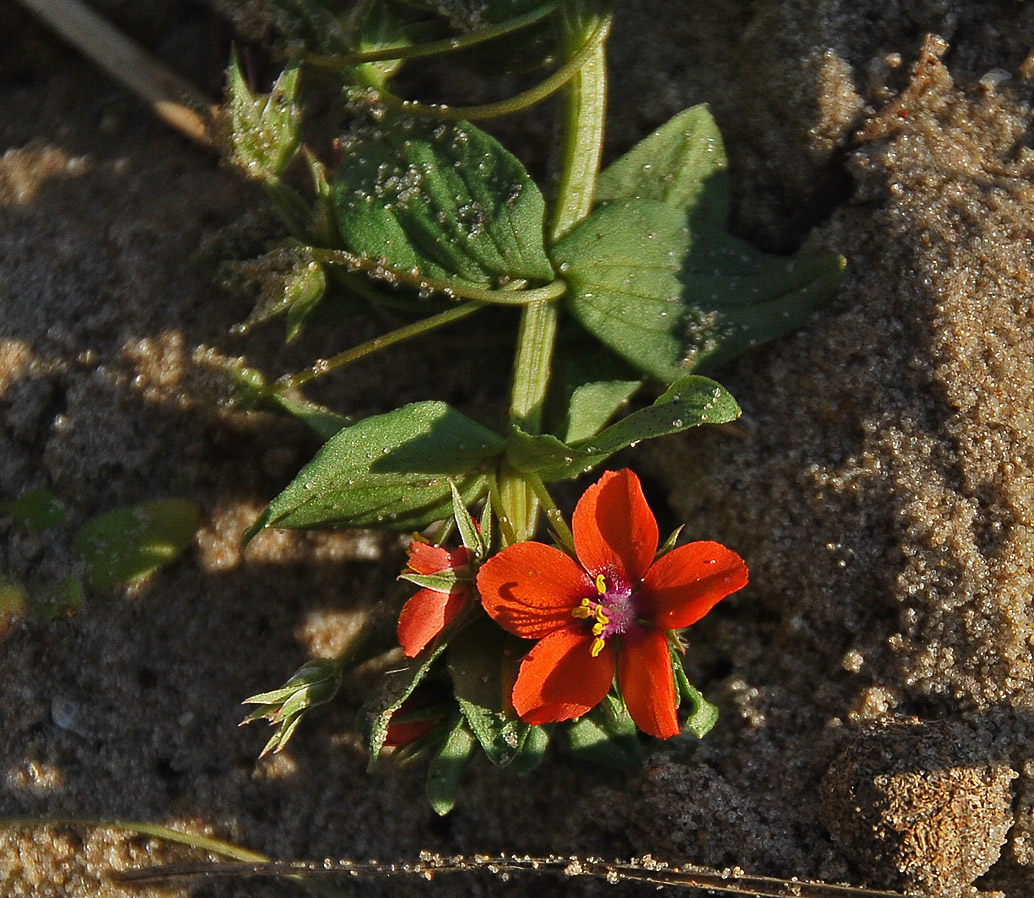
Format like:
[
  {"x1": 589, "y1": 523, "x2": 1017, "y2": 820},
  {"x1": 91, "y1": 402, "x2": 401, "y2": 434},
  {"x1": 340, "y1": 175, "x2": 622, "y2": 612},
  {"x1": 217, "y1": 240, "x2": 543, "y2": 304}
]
[
  {"x1": 476, "y1": 469, "x2": 748, "y2": 738},
  {"x1": 397, "y1": 539, "x2": 473, "y2": 657}
]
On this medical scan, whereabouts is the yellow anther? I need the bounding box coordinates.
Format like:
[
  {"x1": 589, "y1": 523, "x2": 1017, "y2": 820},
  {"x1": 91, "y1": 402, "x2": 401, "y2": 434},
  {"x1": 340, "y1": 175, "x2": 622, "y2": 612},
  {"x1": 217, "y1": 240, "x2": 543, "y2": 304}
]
[
  {"x1": 595, "y1": 573, "x2": 607, "y2": 595},
  {"x1": 590, "y1": 637, "x2": 606, "y2": 657},
  {"x1": 592, "y1": 621, "x2": 604, "y2": 636},
  {"x1": 571, "y1": 597, "x2": 593, "y2": 620}
]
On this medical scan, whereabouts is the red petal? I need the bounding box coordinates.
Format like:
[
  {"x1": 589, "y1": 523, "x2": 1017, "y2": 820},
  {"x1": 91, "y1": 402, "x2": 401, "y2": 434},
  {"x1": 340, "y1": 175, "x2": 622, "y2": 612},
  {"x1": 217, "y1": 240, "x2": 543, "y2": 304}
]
[
  {"x1": 512, "y1": 627, "x2": 615, "y2": 724},
  {"x1": 618, "y1": 625, "x2": 678, "y2": 738},
  {"x1": 573, "y1": 469, "x2": 658, "y2": 587},
  {"x1": 640, "y1": 541, "x2": 748, "y2": 629},
  {"x1": 407, "y1": 540, "x2": 469, "y2": 575},
  {"x1": 397, "y1": 587, "x2": 468, "y2": 657},
  {"x1": 477, "y1": 541, "x2": 593, "y2": 639}
]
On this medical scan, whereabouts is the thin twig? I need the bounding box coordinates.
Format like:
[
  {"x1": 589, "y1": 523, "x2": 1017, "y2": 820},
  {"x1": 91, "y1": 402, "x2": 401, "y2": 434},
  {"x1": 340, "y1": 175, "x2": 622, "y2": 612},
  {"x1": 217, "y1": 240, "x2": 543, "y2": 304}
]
[
  {"x1": 16, "y1": 0, "x2": 216, "y2": 147},
  {"x1": 114, "y1": 852, "x2": 909, "y2": 898}
]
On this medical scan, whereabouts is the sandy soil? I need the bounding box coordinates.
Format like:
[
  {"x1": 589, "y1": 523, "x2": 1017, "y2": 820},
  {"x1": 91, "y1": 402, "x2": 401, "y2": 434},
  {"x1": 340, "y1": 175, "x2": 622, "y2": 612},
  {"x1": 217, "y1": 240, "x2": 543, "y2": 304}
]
[{"x1": 2, "y1": 2, "x2": 1034, "y2": 897}]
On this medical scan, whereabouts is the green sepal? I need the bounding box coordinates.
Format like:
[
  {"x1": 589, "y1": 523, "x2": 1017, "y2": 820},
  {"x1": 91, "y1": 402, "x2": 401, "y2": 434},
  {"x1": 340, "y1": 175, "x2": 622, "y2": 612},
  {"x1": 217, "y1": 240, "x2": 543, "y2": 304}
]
[
  {"x1": 241, "y1": 658, "x2": 343, "y2": 757},
  {"x1": 73, "y1": 499, "x2": 200, "y2": 590},
  {"x1": 506, "y1": 375, "x2": 739, "y2": 482},
  {"x1": 671, "y1": 649, "x2": 719, "y2": 738},
  {"x1": 448, "y1": 621, "x2": 531, "y2": 768},
  {"x1": 223, "y1": 59, "x2": 302, "y2": 183},
  {"x1": 509, "y1": 723, "x2": 550, "y2": 774},
  {"x1": 233, "y1": 247, "x2": 328, "y2": 342},
  {"x1": 595, "y1": 104, "x2": 729, "y2": 228},
  {"x1": 399, "y1": 569, "x2": 468, "y2": 592},
  {"x1": 555, "y1": 198, "x2": 845, "y2": 381},
  {"x1": 427, "y1": 713, "x2": 477, "y2": 816},
  {"x1": 449, "y1": 480, "x2": 487, "y2": 560},
  {"x1": 332, "y1": 114, "x2": 553, "y2": 285},
  {"x1": 242, "y1": 401, "x2": 504, "y2": 542},
  {"x1": 565, "y1": 693, "x2": 643, "y2": 769},
  {"x1": 1, "y1": 488, "x2": 66, "y2": 531}
]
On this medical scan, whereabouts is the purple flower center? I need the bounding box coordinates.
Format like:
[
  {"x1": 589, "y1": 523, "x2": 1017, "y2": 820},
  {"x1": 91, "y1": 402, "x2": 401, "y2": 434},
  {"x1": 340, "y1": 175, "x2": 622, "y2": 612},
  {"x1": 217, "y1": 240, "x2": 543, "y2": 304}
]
[{"x1": 571, "y1": 570, "x2": 641, "y2": 656}]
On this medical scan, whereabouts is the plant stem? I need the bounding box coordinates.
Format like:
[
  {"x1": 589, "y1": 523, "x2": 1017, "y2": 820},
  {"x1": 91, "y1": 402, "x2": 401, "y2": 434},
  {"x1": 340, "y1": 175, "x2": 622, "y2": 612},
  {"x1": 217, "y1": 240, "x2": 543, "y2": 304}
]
[{"x1": 498, "y1": 0, "x2": 611, "y2": 544}]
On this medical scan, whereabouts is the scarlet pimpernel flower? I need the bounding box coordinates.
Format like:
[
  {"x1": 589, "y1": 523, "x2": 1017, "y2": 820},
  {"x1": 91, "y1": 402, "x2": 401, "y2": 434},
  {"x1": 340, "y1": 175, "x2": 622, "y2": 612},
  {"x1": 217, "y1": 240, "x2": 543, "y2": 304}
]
[
  {"x1": 476, "y1": 469, "x2": 748, "y2": 738},
  {"x1": 397, "y1": 539, "x2": 474, "y2": 657}
]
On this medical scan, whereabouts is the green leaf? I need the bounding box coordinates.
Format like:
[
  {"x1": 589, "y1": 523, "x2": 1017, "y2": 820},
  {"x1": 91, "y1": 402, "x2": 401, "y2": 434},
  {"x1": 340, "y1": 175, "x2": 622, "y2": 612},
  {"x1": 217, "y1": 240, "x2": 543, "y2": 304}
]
[
  {"x1": 333, "y1": 115, "x2": 553, "y2": 285},
  {"x1": 447, "y1": 622, "x2": 530, "y2": 767},
  {"x1": 596, "y1": 105, "x2": 729, "y2": 228},
  {"x1": 510, "y1": 723, "x2": 550, "y2": 774},
  {"x1": 555, "y1": 198, "x2": 845, "y2": 382},
  {"x1": 2, "y1": 488, "x2": 66, "y2": 531},
  {"x1": 427, "y1": 714, "x2": 477, "y2": 815},
  {"x1": 506, "y1": 375, "x2": 739, "y2": 482},
  {"x1": 566, "y1": 693, "x2": 643, "y2": 768},
  {"x1": 358, "y1": 638, "x2": 451, "y2": 767},
  {"x1": 74, "y1": 500, "x2": 200, "y2": 590},
  {"x1": 243, "y1": 401, "x2": 504, "y2": 541},
  {"x1": 672, "y1": 651, "x2": 719, "y2": 739},
  {"x1": 562, "y1": 380, "x2": 641, "y2": 444},
  {"x1": 0, "y1": 576, "x2": 28, "y2": 636},
  {"x1": 224, "y1": 60, "x2": 301, "y2": 183}
]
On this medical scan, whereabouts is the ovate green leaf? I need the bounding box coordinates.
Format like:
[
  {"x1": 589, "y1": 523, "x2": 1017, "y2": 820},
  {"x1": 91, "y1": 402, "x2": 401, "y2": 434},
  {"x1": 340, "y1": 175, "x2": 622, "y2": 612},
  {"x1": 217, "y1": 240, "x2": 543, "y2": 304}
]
[
  {"x1": 556, "y1": 199, "x2": 844, "y2": 382},
  {"x1": 566, "y1": 693, "x2": 642, "y2": 769},
  {"x1": 596, "y1": 104, "x2": 728, "y2": 228},
  {"x1": 74, "y1": 499, "x2": 200, "y2": 590},
  {"x1": 333, "y1": 115, "x2": 553, "y2": 285},
  {"x1": 448, "y1": 622, "x2": 529, "y2": 767},
  {"x1": 427, "y1": 714, "x2": 476, "y2": 815},
  {"x1": 243, "y1": 401, "x2": 504, "y2": 541},
  {"x1": 2, "y1": 488, "x2": 66, "y2": 531}
]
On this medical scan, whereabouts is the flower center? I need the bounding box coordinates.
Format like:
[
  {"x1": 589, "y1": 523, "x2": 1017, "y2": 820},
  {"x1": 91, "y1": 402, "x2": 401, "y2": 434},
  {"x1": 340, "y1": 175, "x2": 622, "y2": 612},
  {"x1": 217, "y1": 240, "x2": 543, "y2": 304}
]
[{"x1": 571, "y1": 572, "x2": 638, "y2": 657}]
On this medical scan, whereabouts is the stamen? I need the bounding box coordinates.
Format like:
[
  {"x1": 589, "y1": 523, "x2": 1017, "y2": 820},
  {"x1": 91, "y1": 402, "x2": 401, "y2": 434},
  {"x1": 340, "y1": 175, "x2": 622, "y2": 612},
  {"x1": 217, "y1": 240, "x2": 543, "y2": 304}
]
[
  {"x1": 571, "y1": 597, "x2": 593, "y2": 620},
  {"x1": 595, "y1": 573, "x2": 607, "y2": 595},
  {"x1": 590, "y1": 637, "x2": 606, "y2": 657}
]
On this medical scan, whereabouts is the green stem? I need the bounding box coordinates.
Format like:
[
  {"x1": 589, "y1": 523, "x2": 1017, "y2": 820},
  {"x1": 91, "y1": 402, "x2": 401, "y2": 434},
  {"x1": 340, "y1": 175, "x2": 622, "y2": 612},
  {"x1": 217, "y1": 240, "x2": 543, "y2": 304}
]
[
  {"x1": 374, "y1": 11, "x2": 611, "y2": 122},
  {"x1": 307, "y1": 3, "x2": 557, "y2": 69},
  {"x1": 312, "y1": 249, "x2": 567, "y2": 305},
  {"x1": 275, "y1": 302, "x2": 483, "y2": 391},
  {"x1": 498, "y1": 0, "x2": 611, "y2": 544}
]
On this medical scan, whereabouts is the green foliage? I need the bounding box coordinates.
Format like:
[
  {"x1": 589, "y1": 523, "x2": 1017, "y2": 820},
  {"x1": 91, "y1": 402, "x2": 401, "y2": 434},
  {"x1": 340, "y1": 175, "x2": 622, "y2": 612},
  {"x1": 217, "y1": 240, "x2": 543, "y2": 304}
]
[
  {"x1": 448, "y1": 622, "x2": 533, "y2": 767},
  {"x1": 73, "y1": 499, "x2": 200, "y2": 590},
  {"x1": 556, "y1": 106, "x2": 844, "y2": 382},
  {"x1": 427, "y1": 714, "x2": 476, "y2": 815},
  {"x1": 233, "y1": 247, "x2": 328, "y2": 343},
  {"x1": 506, "y1": 375, "x2": 739, "y2": 481},
  {"x1": 672, "y1": 650, "x2": 720, "y2": 738},
  {"x1": 243, "y1": 401, "x2": 504, "y2": 540},
  {"x1": 223, "y1": 60, "x2": 302, "y2": 183},
  {"x1": 1, "y1": 488, "x2": 67, "y2": 531},
  {"x1": 332, "y1": 115, "x2": 554, "y2": 285},
  {"x1": 241, "y1": 658, "x2": 344, "y2": 757},
  {"x1": 566, "y1": 693, "x2": 642, "y2": 768}
]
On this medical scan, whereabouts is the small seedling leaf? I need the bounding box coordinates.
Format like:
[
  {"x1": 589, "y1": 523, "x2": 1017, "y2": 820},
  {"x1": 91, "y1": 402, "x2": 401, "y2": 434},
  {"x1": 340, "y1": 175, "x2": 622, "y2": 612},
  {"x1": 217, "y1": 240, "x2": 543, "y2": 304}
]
[
  {"x1": 1, "y1": 488, "x2": 66, "y2": 531},
  {"x1": 74, "y1": 499, "x2": 200, "y2": 590},
  {"x1": 243, "y1": 401, "x2": 503, "y2": 540}
]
